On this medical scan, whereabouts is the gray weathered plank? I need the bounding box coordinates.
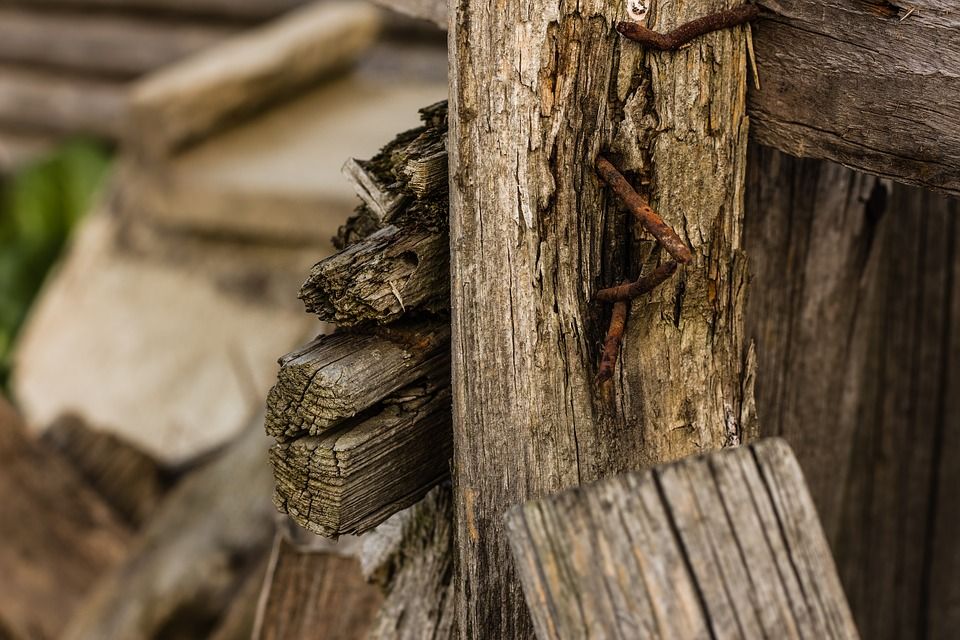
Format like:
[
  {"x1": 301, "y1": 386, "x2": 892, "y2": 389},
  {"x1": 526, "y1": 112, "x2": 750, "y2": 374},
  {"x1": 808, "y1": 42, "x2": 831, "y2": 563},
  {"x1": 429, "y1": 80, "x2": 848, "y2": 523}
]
[
  {"x1": 506, "y1": 439, "x2": 860, "y2": 640},
  {"x1": 270, "y1": 377, "x2": 452, "y2": 537}
]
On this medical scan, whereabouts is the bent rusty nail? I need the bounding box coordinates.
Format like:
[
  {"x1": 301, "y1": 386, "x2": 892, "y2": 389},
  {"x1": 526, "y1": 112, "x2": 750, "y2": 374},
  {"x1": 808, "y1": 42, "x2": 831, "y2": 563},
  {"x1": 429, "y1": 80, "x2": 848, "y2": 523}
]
[
  {"x1": 596, "y1": 261, "x2": 678, "y2": 303},
  {"x1": 616, "y1": 4, "x2": 760, "y2": 51},
  {"x1": 595, "y1": 155, "x2": 693, "y2": 264},
  {"x1": 596, "y1": 297, "x2": 629, "y2": 384}
]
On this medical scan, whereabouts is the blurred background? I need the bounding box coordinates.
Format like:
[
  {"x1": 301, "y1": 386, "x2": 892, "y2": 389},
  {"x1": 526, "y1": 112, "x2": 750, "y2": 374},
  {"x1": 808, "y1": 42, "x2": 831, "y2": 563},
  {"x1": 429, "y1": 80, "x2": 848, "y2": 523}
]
[{"x1": 0, "y1": 1, "x2": 445, "y2": 637}]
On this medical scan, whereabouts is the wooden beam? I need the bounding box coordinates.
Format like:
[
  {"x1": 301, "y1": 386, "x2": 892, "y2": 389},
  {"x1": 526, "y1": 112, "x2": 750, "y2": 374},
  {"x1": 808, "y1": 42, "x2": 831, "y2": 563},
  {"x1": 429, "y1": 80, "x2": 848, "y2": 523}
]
[
  {"x1": 0, "y1": 399, "x2": 131, "y2": 640},
  {"x1": 265, "y1": 320, "x2": 449, "y2": 441},
  {"x1": 127, "y1": 1, "x2": 381, "y2": 158},
  {"x1": 449, "y1": 0, "x2": 753, "y2": 633},
  {"x1": 299, "y1": 224, "x2": 448, "y2": 326},
  {"x1": 270, "y1": 376, "x2": 452, "y2": 537},
  {"x1": 0, "y1": 65, "x2": 125, "y2": 138},
  {"x1": 0, "y1": 8, "x2": 235, "y2": 78},
  {"x1": 505, "y1": 439, "x2": 860, "y2": 639}
]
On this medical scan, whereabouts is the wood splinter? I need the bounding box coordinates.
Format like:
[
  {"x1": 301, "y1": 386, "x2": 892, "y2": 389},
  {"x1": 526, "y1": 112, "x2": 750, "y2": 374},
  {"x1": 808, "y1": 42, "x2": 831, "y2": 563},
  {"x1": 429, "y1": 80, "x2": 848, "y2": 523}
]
[
  {"x1": 595, "y1": 155, "x2": 693, "y2": 264},
  {"x1": 616, "y1": 4, "x2": 760, "y2": 51}
]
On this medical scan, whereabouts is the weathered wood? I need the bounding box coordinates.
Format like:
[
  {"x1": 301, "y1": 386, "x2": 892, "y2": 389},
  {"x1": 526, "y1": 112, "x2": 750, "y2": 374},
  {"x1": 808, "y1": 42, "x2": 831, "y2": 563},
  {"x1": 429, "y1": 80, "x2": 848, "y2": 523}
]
[
  {"x1": 0, "y1": 398, "x2": 131, "y2": 640},
  {"x1": 8, "y1": 0, "x2": 305, "y2": 20},
  {"x1": 265, "y1": 319, "x2": 449, "y2": 441},
  {"x1": 0, "y1": 65, "x2": 125, "y2": 138},
  {"x1": 42, "y1": 414, "x2": 166, "y2": 527},
  {"x1": 62, "y1": 419, "x2": 276, "y2": 640},
  {"x1": 251, "y1": 531, "x2": 382, "y2": 640},
  {"x1": 506, "y1": 439, "x2": 860, "y2": 639},
  {"x1": 271, "y1": 376, "x2": 451, "y2": 536},
  {"x1": 299, "y1": 224, "x2": 448, "y2": 325},
  {"x1": 127, "y1": 1, "x2": 381, "y2": 158},
  {"x1": 449, "y1": 0, "x2": 753, "y2": 633},
  {"x1": 0, "y1": 8, "x2": 235, "y2": 78},
  {"x1": 744, "y1": 143, "x2": 960, "y2": 640},
  {"x1": 749, "y1": 0, "x2": 960, "y2": 197},
  {"x1": 363, "y1": 485, "x2": 456, "y2": 639}
]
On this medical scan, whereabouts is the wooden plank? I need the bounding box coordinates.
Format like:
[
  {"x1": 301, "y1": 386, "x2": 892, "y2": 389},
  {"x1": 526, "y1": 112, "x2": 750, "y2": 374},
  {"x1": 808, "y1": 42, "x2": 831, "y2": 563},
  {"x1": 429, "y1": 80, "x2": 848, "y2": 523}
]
[
  {"x1": 0, "y1": 8, "x2": 235, "y2": 78},
  {"x1": 271, "y1": 376, "x2": 451, "y2": 536},
  {"x1": 7, "y1": 0, "x2": 306, "y2": 20},
  {"x1": 749, "y1": 0, "x2": 960, "y2": 196},
  {"x1": 449, "y1": 0, "x2": 754, "y2": 632},
  {"x1": 264, "y1": 319, "x2": 449, "y2": 441},
  {"x1": 299, "y1": 224, "x2": 448, "y2": 325},
  {"x1": 0, "y1": 399, "x2": 131, "y2": 640},
  {"x1": 505, "y1": 439, "x2": 860, "y2": 639},
  {"x1": 743, "y1": 144, "x2": 960, "y2": 639},
  {"x1": 62, "y1": 419, "x2": 276, "y2": 640},
  {"x1": 127, "y1": 0, "x2": 381, "y2": 158},
  {"x1": 0, "y1": 65, "x2": 125, "y2": 138},
  {"x1": 252, "y1": 532, "x2": 382, "y2": 640}
]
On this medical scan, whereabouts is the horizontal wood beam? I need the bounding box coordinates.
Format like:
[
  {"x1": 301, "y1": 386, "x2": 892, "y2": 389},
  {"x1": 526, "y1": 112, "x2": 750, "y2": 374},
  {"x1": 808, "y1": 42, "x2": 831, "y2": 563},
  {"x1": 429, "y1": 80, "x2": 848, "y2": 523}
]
[
  {"x1": 506, "y1": 439, "x2": 860, "y2": 639},
  {"x1": 377, "y1": 0, "x2": 960, "y2": 196}
]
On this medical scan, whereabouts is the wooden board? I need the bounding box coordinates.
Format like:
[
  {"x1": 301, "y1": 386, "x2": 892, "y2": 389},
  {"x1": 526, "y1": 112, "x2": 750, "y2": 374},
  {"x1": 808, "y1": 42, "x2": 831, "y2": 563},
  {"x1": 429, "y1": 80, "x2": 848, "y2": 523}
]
[
  {"x1": 0, "y1": 399, "x2": 131, "y2": 640},
  {"x1": 506, "y1": 439, "x2": 860, "y2": 639}
]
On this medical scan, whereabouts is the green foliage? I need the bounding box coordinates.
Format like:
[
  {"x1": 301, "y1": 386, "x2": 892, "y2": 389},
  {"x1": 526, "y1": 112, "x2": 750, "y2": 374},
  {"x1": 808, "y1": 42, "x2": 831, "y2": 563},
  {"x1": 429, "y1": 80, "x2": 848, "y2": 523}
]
[{"x1": 0, "y1": 140, "x2": 111, "y2": 389}]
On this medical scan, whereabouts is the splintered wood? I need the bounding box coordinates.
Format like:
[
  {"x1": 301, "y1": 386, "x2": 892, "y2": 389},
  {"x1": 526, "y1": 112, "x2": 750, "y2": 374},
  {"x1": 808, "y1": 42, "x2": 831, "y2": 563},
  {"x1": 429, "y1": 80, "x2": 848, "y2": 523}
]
[
  {"x1": 266, "y1": 103, "x2": 453, "y2": 538},
  {"x1": 505, "y1": 439, "x2": 860, "y2": 640}
]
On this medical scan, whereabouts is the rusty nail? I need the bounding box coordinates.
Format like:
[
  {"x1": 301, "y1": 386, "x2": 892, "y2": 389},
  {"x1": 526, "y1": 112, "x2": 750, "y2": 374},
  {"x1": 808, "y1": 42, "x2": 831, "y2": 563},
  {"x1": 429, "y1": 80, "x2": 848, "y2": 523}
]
[
  {"x1": 595, "y1": 155, "x2": 693, "y2": 264},
  {"x1": 596, "y1": 261, "x2": 678, "y2": 303},
  {"x1": 596, "y1": 297, "x2": 629, "y2": 383},
  {"x1": 616, "y1": 4, "x2": 760, "y2": 51}
]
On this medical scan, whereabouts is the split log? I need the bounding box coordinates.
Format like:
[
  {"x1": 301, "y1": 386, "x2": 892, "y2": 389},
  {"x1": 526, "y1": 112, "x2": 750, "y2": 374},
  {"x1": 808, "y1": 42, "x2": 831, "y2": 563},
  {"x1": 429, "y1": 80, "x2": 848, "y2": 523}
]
[
  {"x1": 127, "y1": 1, "x2": 381, "y2": 158},
  {"x1": 0, "y1": 65, "x2": 125, "y2": 138},
  {"x1": 744, "y1": 143, "x2": 960, "y2": 639},
  {"x1": 506, "y1": 439, "x2": 860, "y2": 639},
  {"x1": 264, "y1": 319, "x2": 449, "y2": 441},
  {"x1": 0, "y1": 8, "x2": 235, "y2": 78},
  {"x1": 251, "y1": 529, "x2": 382, "y2": 640},
  {"x1": 362, "y1": 485, "x2": 456, "y2": 639},
  {"x1": 42, "y1": 414, "x2": 167, "y2": 527},
  {"x1": 62, "y1": 418, "x2": 276, "y2": 640},
  {"x1": 449, "y1": 0, "x2": 754, "y2": 633},
  {"x1": 0, "y1": 399, "x2": 131, "y2": 640},
  {"x1": 299, "y1": 224, "x2": 449, "y2": 326},
  {"x1": 8, "y1": 0, "x2": 306, "y2": 20},
  {"x1": 271, "y1": 376, "x2": 451, "y2": 536}
]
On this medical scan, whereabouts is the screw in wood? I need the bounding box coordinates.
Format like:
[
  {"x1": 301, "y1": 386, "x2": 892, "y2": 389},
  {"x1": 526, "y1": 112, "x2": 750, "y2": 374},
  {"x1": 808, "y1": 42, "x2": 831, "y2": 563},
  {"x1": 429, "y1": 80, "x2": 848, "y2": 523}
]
[
  {"x1": 595, "y1": 155, "x2": 693, "y2": 264},
  {"x1": 596, "y1": 261, "x2": 678, "y2": 303},
  {"x1": 596, "y1": 297, "x2": 629, "y2": 384},
  {"x1": 616, "y1": 4, "x2": 760, "y2": 51}
]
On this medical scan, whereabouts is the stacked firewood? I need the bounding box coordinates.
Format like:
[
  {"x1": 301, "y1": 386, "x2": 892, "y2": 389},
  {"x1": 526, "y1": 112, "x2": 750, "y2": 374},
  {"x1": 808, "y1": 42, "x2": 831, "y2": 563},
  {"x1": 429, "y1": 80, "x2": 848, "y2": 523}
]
[{"x1": 266, "y1": 102, "x2": 452, "y2": 539}]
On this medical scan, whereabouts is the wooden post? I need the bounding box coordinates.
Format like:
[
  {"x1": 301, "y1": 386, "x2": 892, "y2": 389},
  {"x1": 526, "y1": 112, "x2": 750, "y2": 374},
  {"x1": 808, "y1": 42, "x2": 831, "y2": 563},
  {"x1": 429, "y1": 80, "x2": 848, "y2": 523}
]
[
  {"x1": 505, "y1": 439, "x2": 860, "y2": 639},
  {"x1": 449, "y1": 0, "x2": 753, "y2": 635}
]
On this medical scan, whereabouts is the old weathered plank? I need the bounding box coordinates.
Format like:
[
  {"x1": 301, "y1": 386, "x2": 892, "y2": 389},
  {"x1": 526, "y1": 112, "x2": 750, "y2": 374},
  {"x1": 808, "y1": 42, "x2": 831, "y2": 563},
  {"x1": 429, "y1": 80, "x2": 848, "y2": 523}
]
[
  {"x1": 449, "y1": 0, "x2": 753, "y2": 633},
  {"x1": 506, "y1": 439, "x2": 860, "y2": 639},
  {"x1": 265, "y1": 319, "x2": 449, "y2": 441},
  {"x1": 42, "y1": 414, "x2": 167, "y2": 527},
  {"x1": 299, "y1": 224, "x2": 448, "y2": 325},
  {"x1": 0, "y1": 399, "x2": 131, "y2": 640},
  {"x1": 62, "y1": 419, "x2": 275, "y2": 640},
  {"x1": 12, "y1": 0, "x2": 305, "y2": 20},
  {"x1": 363, "y1": 485, "x2": 456, "y2": 639},
  {"x1": 127, "y1": 1, "x2": 381, "y2": 158},
  {"x1": 744, "y1": 143, "x2": 960, "y2": 640},
  {"x1": 251, "y1": 531, "x2": 382, "y2": 640},
  {"x1": 0, "y1": 65, "x2": 125, "y2": 138},
  {"x1": 271, "y1": 376, "x2": 452, "y2": 537},
  {"x1": 750, "y1": 0, "x2": 960, "y2": 196},
  {"x1": 0, "y1": 8, "x2": 235, "y2": 78}
]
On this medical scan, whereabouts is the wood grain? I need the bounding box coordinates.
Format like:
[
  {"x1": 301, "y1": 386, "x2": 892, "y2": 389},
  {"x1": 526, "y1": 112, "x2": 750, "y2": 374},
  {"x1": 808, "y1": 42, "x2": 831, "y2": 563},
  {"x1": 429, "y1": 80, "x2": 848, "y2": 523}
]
[
  {"x1": 506, "y1": 439, "x2": 860, "y2": 640},
  {"x1": 449, "y1": 0, "x2": 753, "y2": 633}
]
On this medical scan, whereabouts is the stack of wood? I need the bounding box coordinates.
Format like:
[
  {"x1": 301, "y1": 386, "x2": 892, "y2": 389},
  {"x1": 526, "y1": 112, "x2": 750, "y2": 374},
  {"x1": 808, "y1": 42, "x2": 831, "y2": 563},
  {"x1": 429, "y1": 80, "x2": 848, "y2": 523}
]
[
  {"x1": 266, "y1": 102, "x2": 453, "y2": 539},
  {"x1": 0, "y1": 0, "x2": 315, "y2": 172}
]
